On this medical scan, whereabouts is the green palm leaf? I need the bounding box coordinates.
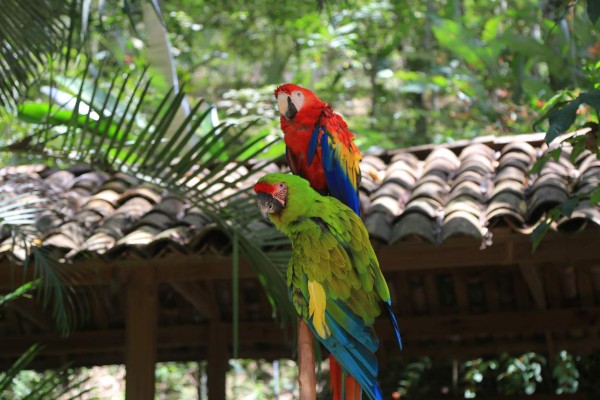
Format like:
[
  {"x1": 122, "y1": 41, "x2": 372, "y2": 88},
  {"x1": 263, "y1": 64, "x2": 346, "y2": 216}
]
[
  {"x1": 2, "y1": 62, "x2": 296, "y2": 326},
  {"x1": 0, "y1": 0, "x2": 84, "y2": 109}
]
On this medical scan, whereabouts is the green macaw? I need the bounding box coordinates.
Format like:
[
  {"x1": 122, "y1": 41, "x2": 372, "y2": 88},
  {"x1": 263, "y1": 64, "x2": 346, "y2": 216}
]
[{"x1": 254, "y1": 172, "x2": 402, "y2": 400}]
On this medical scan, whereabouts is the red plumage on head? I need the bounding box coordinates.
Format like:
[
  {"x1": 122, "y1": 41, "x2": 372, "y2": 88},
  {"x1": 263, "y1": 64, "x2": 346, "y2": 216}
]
[
  {"x1": 254, "y1": 181, "x2": 287, "y2": 207},
  {"x1": 253, "y1": 181, "x2": 275, "y2": 194},
  {"x1": 274, "y1": 83, "x2": 303, "y2": 97}
]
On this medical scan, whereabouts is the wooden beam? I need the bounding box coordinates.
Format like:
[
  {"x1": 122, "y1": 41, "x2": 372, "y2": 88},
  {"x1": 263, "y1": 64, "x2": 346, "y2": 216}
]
[
  {"x1": 8, "y1": 298, "x2": 54, "y2": 331},
  {"x1": 207, "y1": 321, "x2": 227, "y2": 400},
  {"x1": 0, "y1": 307, "x2": 598, "y2": 370},
  {"x1": 395, "y1": 272, "x2": 413, "y2": 316},
  {"x1": 388, "y1": 337, "x2": 600, "y2": 360},
  {"x1": 0, "y1": 322, "x2": 292, "y2": 358},
  {"x1": 519, "y1": 263, "x2": 547, "y2": 309},
  {"x1": 90, "y1": 291, "x2": 110, "y2": 330},
  {"x1": 453, "y1": 273, "x2": 469, "y2": 313},
  {"x1": 2, "y1": 231, "x2": 600, "y2": 290},
  {"x1": 4, "y1": 334, "x2": 599, "y2": 371},
  {"x1": 576, "y1": 265, "x2": 596, "y2": 307},
  {"x1": 423, "y1": 273, "x2": 440, "y2": 314},
  {"x1": 543, "y1": 265, "x2": 562, "y2": 308},
  {"x1": 376, "y1": 230, "x2": 600, "y2": 272},
  {"x1": 483, "y1": 271, "x2": 500, "y2": 312},
  {"x1": 125, "y1": 269, "x2": 157, "y2": 400},
  {"x1": 171, "y1": 281, "x2": 219, "y2": 319},
  {"x1": 0, "y1": 308, "x2": 596, "y2": 360}
]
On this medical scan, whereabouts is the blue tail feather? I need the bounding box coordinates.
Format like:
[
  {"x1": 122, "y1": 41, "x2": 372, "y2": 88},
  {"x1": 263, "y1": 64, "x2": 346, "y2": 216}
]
[
  {"x1": 384, "y1": 301, "x2": 402, "y2": 350},
  {"x1": 328, "y1": 301, "x2": 379, "y2": 352},
  {"x1": 306, "y1": 308, "x2": 382, "y2": 400}
]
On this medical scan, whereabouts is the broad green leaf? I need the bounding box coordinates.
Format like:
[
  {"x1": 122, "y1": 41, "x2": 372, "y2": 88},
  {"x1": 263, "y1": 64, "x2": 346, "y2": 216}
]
[
  {"x1": 580, "y1": 90, "x2": 600, "y2": 111},
  {"x1": 481, "y1": 15, "x2": 502, "y2": 42},
  {"x1": 529, "y1": 148, "x2": 561, "y2": 174},
  {"x1": 546, "y1": 99, "x2": 581, "y2": 144},
  {"x1": 432, "y1": 19, "x2": 485, "y2": 70},
  {"x1": 17, "y1": 102, "x2": 126, "y2": 141},
  {"x1": 531, "y1": 220, "x2": 550, "y2": 253},
  {"x1": 569, "y1": 137, "x2": 586, "y2": 163},
  {"x1": 560, "y1": 196, "x2": 579, "y2": 217},
  {"x1": 588, "y1": 0, "x2": 600, "y2": 26}
]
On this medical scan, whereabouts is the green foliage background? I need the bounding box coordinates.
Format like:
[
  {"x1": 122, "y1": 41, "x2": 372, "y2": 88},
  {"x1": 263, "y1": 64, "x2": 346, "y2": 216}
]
[{"x1": 1, "y1": 0, "x2": 600, "y2": 399}]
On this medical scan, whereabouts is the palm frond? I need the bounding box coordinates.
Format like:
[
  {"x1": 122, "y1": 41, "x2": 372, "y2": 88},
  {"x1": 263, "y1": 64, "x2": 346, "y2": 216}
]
[
  {"x1": 0, "y1": 344, "x2": 41, "y2": 392},
  {"x1": 1, "y1": 172, "x2": 87, "y2": 333},
  {"x1": 0, "y1": 280, "x2": 40, "y2": 307},
  {"x1": 0, "y1": 0, "x2": 83, "y2": 109},
  {"x1": 3, "y1": 62, "x2": 296, "y2": 324}
]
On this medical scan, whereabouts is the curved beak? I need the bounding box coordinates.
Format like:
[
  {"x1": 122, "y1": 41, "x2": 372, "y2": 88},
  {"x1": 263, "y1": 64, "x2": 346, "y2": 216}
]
[
  {"x1": 257, "y1": 192, "x2": 272, "y2": 220},
  {"x1": 256, "y1": 191, "x2": 284, "y2": 221},
  {"x1": 276, "y1": 93, "x2": 298, "y2": 120}
]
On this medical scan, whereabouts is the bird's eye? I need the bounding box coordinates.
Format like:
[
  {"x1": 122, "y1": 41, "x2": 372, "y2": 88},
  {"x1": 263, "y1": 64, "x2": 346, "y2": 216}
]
[
  {"x1": 278, "y1": 183, "x2": 284, "y2": 189},
  {"x1": 294, "y1": 91, "x2": 302, "y2": 97}
]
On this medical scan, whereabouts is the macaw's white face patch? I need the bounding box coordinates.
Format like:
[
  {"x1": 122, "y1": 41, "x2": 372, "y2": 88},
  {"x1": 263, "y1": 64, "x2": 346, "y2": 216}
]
[{"x1": 277, "y1": 91, "x2": 304, "y2": 120}]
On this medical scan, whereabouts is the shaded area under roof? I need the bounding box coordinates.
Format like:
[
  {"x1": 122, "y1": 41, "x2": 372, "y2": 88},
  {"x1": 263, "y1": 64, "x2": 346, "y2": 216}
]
[{"x1": 1, "y1": 132, "x2": 600, "y2": 399}]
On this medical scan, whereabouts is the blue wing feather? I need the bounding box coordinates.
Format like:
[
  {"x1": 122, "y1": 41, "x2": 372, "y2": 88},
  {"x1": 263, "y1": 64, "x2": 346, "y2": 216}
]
[
  {"x1": 307, "y1": 125, "x2": 320, "y2": 166},
  {"x1": 320, "y1": 128, "x2": 361, "y2": 215}
]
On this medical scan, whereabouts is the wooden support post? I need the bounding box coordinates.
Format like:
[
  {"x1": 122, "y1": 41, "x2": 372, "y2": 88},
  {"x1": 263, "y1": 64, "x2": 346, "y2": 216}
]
[
  {"x1": 298, "y1": 319, "x2": 316, "y2": 400},
  {"x1": 125, "y1": 269, "x2": 157, "y2": 400},
  {"x1": 208, "y1": 321, "x2": 227, "y2": 399}
]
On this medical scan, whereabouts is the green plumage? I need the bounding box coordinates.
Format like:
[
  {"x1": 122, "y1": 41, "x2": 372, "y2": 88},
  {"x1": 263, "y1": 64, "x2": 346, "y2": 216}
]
[{"x1": 256, "y1": 173, "x2": 391, "y2": 327}]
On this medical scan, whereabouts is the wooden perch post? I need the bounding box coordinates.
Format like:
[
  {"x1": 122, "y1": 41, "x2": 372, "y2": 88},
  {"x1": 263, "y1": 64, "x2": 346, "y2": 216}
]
[
  {"x1": 298, "y1": 318, "x2": 316, "y2": 400},
  {"x1": 125, "y1": 269, "x2": 157, "y2": 400}
]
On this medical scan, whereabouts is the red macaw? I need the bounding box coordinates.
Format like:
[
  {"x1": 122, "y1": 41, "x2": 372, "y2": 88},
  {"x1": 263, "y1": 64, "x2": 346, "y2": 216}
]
[
  {"x1": 275, "y1": 84, "x2": 388, "y2": 399},
  {"x1": 274, "y1": 83, "x2": 362, "y2": 215}
]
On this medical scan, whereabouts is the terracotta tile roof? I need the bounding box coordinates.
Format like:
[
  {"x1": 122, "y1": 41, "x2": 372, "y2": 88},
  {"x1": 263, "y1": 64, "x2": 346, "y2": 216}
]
[
  {"x1": 361, "y1": 132, "x2": 600, "y2": 245},
  {"x1": 1, "y1": 132, "x2": 599, "y2": 262}
]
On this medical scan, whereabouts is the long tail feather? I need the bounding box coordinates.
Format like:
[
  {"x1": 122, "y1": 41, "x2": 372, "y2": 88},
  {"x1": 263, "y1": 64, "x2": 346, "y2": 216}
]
[
  {"x1": 330, "y1": 356, "x2": 364, "y2": 400},
  {"x1": 315, "y1": 312, "x2": 382, "y2": 400},
  {"x1": 384, "y1": 301, "x2": 402, "y2": 350},
  {"x1": 345, "y1": 373, "x2": 361, "y2": 400}
]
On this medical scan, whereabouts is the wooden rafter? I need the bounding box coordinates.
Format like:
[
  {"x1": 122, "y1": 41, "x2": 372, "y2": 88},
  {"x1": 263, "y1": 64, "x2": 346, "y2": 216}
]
[
  {"x1": 8, "y1": 298, "x2": 54, "y2": 332},
  {"x1": 518, "y1": 263, "x2": 547, "y2": 310},
  {"x1": 170, "y1": 281, "x2": 219, "y2": 320},
  {"x1": 2, "y1": 231, "x2": 600, "y2": 291},
  {"x1": 0, "y1": 308, "x2": 596, "y2": 360}
]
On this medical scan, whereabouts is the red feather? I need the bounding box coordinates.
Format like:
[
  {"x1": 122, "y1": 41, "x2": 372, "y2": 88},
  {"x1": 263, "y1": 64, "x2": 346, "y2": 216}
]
[
  {"x1": 276, "y1": 84, "x2": 360, "y2": 198},
  {"x1": 330, "y1": 355, "x2": 342, "y2": 400},
  {"x1": 253, "y1": 181, "x2": 275, "y2": 194},
  {"x1": 276, "y1": 84, "x2": 368, "y2": 399},
  {"x1": 330, "y1": 356, "x2": 362, "y2": 400}
]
